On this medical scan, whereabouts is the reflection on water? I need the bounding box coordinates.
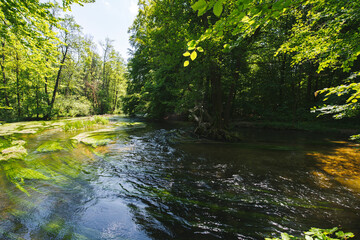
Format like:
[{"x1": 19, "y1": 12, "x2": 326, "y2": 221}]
[{"x1": 0, "y1": 118, "x2": 360, "y2": 239}]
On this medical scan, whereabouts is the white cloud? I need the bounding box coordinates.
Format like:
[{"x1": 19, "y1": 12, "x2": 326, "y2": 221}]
[{"x1": 129, "y1": 0, "x2": 138, "y2": 15}]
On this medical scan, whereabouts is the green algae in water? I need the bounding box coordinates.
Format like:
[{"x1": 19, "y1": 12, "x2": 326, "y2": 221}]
[
  {"x1": 72, "y1": 130, "x2": 114, "y2": 147},
  {"x1": 1, "y1": 160, "x2": 50, "y2": 195},
  {"x1": 114, "y1": 122, "x2": 145, "y2": 128},
  {"x1": 0, "y1": 145, "x2": 27, "y2": 161},
  {"x1": 42, "y1": 217, "x2": 66, "y2": 237},
  {"x1": 36, "y1": 141, "x2": 64, "y2": 153}
]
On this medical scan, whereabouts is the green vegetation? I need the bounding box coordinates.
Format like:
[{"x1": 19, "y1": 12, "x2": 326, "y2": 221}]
[
  {"x1": 0, "y1": 0, "x2": 359, "y2": 239},
  {"x1": 63, "y1": 116, "x2": 109, "y2": 131},
  {"x1": 0, "y1": 1, "x2": 127, "y2": 121},
  {"x1": 124, "y1": 0, "x2": 360, "y2": 140},
  {"x1": 0, "y1": 116, "x2": 114, "y2": 195},
  {"x1": 266, "y1": 227, "x2": 354, "y2": 240},
  {"x1": 36, "y1": 141, "x2": 64, "y2": 152}
]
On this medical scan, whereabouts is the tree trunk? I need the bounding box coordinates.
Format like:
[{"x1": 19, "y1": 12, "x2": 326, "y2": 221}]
[
  {"x1": 46, "y1": 45, "x2": 69, "y2": 118},
  {"x1": 209, "y1": 64, "x2": 224, "y2": 132},
  {"x1": 0, "y1": 41, "x2": 9, "y2": 107},
  {"x1": 44, "y1": 76, "x2": 50, "y2": 105},
  {"x1": 224, "y1": 78, "x2": 237, "y2": 127},
  {"x1": 36, "y1": 86, "x2": 39, "y2": 119},
  {"x1": 15, "y1": 53, "x2": 21, "y2": 119}
]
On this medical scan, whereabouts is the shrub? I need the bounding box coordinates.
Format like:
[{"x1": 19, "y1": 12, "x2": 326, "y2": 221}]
[
  {"x1": 54, "y1": 95, "x2": 93, "y2": 117},
  {"x1": 266, "y1": 227, "x2": 354, "y2": 240}
]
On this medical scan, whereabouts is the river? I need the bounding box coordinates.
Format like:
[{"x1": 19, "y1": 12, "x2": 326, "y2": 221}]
[{"x1": 0, "y1": 116, "x2": 359, "y2": 239}]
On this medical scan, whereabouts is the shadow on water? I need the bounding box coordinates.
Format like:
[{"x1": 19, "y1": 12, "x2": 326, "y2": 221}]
[{"x1": 0, "y1": 117, "x2": 360, "y2": 239}]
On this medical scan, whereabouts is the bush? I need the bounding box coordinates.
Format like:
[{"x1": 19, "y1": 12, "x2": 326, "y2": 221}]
[
  {"x1": 266, "y1": 227, "x2": 354, "y2": 240},
  {"x1": 54, "y1": 95, "x2": 93, "y2": 117}
]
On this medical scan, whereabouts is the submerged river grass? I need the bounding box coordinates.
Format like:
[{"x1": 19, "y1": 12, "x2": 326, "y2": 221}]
[{"x1": 0, "y1": 116, "x2": 359, "y2": 239}]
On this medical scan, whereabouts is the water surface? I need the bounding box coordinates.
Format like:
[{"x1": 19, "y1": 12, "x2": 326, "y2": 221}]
[{"x1": 0, "y1": 117, "x2": 359, "y2": 239}]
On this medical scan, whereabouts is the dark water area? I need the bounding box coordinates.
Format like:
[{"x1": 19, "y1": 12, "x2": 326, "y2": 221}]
[{"x1": 0, "y1": 117, "x2": 360, "y2": 239}]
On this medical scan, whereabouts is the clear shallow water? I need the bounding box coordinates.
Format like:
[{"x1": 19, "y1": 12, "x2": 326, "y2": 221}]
[{"x1": 0, "y1": 117, "x2": 360, "y2": 239}]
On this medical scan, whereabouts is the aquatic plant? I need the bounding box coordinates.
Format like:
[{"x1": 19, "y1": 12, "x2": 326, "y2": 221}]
[
  {"x1": 72, "y1": 130, "x2": 113, "y2": 147},
  {"x1": 94, "y1": 115, "x2": 109, "y2": 125},
  {"x1": 0, "y1": 140, "x2": 27, "y2": 161},
  {"x1": 36, "y1": 141, "x2": 64, "y2": 152},
  {"x1": 63, "y1": 116, "x2": 110, "y2": 132},
  {"x1": 266, "y1": 227, "x2": 354, "y2": 240}
]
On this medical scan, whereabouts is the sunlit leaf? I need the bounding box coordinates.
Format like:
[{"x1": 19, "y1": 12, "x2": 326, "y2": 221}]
[
  {"x1": 187, "y1": 40, "x2": 196, "y2": 48},
  {"x1": 197, "y1": 46, "x2": 204, "y2": 52},
  {"x1": 190, "y1": 51, "x2": 197, "y2": 61},
  {"x1": 184, "y1": 60, "x2": 190, "y2": 67},
  {"x1": 191, "y1": 0, "x2": 207, "y2": 11},
  {"x1": 183, "y1": 51, "x2": 190, "y2": 57},
  {"x1": 213, "y1": 1, "x2": 223, "y2": 17}
]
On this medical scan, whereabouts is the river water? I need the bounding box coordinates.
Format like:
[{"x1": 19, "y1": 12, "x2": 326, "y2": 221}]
[{"x1": 0, "y1": 116, "x2": 359, "y2": 239}]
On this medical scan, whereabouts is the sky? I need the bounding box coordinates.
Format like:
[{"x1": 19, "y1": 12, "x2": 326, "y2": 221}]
[{"x1": 68, "y1": 0, "x2": 139, "y2": 61}]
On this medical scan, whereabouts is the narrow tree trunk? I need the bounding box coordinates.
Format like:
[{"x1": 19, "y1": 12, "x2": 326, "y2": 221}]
[
  {"x1": 224, "y1": 78, "x2": 237, "y2": 127},
  {"x1": 279, "y1": 54, "x2": 286, "y2": 106},
  {"x1": 47, "y1": 45, "x2": 69, "y2": 118},
  {"x1": 44, "y1": 76, "x2": 50, "y2": 105},
  {"x1": 113, "y1": 90, "x2": 118, "y2": 112},
  {"x1": 15, "y1": 53, "x2": 21, "y2": 119},
  {"x1": 306, "y1": 73, "x2": 313, "y2": 107},
  {"x1": 210, "y1": 64, "x2": 223, "y2": 131},
  {"x1": 36, "y1": 86, "x2": 39, "y2": 119},
  {"x1": 0, "y1": 41, "x2": 9, "y2": 106}
]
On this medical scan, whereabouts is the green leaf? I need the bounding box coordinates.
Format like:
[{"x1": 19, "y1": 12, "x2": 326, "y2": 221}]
[
  {"x1": 187, "y1": 40, "x2": 196, "y2": 48},
  {"x1": 192, "y1": 0, "x2": 207, "y2": 11},
  {"x1": 304, "y1": 236, "x2": 313, "y2": 240},
  {"x1": 183, "y1": 51, "x2": 190, "y2": 57},
  {"x1": 213, "y1": 1, "x2": 223, "y2": 17},
  {"x1": 280, "y1": 233, "x2": 291, "y2": 240},
  {"x1": 188, "y1": 46, "x2": 196, "y2": 51},
  {"x1": 184, "y1": 61, "x2": 190, "y2": 67},
  {"x1": 190, "y1": 51, "x2": 197, "y2": 61},
  {"x1": 197, "y1": 46, "x2": 204, "y2": 52}
]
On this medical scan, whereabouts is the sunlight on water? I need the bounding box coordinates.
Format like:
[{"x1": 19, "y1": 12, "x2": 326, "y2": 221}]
[{"x1": 309, "y1": 143, "x2": 360, "y2": 191}]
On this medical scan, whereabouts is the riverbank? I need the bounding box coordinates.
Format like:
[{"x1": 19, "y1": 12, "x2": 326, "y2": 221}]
[{"x1": 230, "y1": 120, "x2": 359, "y2": 137}]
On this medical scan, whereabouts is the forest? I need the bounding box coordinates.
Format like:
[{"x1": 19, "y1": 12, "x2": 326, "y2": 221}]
[
  {"x1": 1, "y1": 0, "x2": 359, "y2": 139},
  {"x1": 0, "y1": 0, "x2": 127, "y2": 121},
  {"x1": 0, "y1": 0, "x2": 359, "y2": 239},
  {"x1": 124, "y1": 0, "x2": 360, "y2": 139}
]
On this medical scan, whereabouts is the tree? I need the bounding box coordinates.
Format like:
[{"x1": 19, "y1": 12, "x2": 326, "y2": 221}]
[{"x1": 0, "y1": 1, "x2": 128, "y2": 121}]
